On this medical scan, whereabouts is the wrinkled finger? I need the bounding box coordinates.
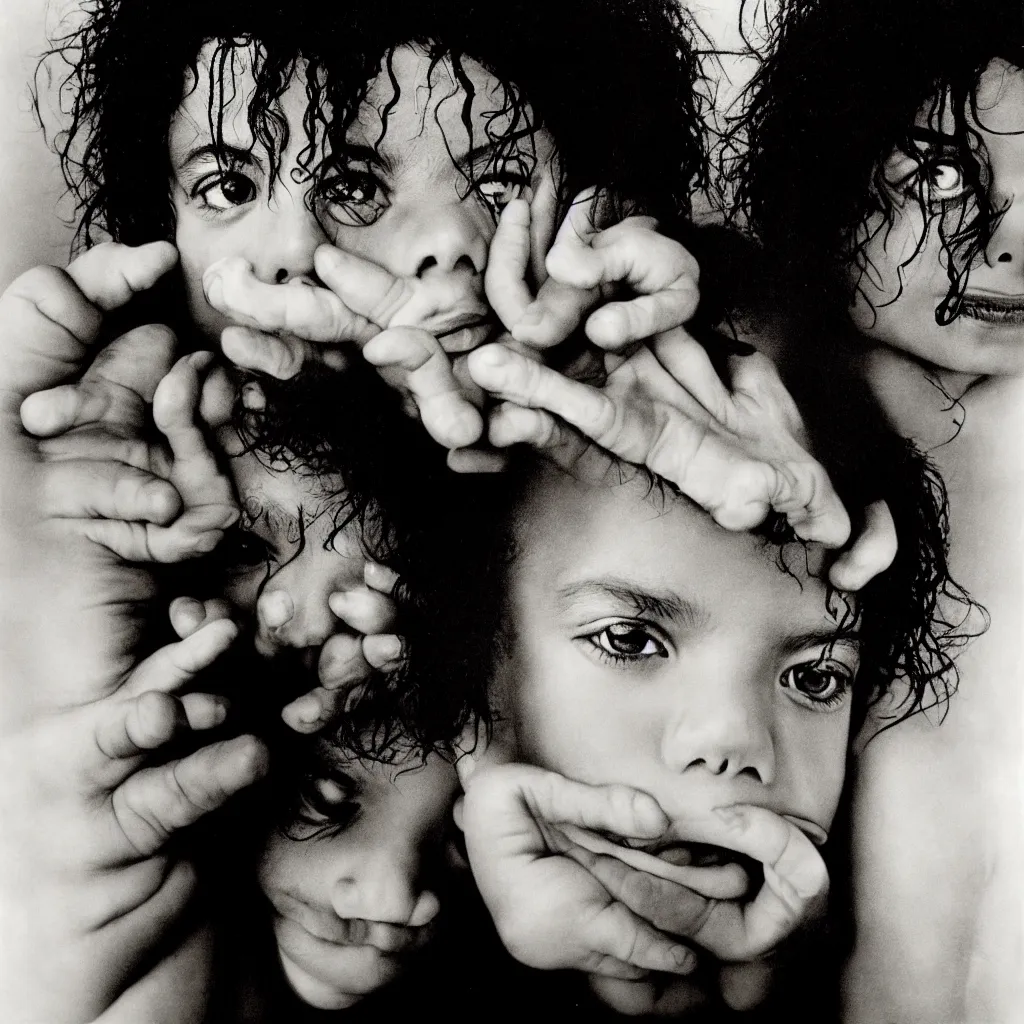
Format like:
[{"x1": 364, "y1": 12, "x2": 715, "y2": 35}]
[
  {"x1": 221, "y1": 326, "x2": 310, "y2": 380},
  {"x1": 112, "y1": 734, "x2": 269, "y2": 858},
  {"x1": 469, "y1": 344, "x2": 618, "y2": 444},
  {"x1": 478, "y1": 764, "x2": 669, "y2": 840},
  {"x1": 682, "y1": 805, "x2": 829, "y2": 959},
  {"x1": 67, "y1": 241, "x2": 178, "y2": 311},
  {"x1": 36, "y1": 429, "x2": 161, "y2": 472},
  {"x1": 198, "y1": 361, "x2": 238, "y2": 429},
  {"x1": 281, "y1": 686, "x2": 353, "y2": 733},
  {"x1": 179, "y1": 692, "x2": 230, "y2": 732},
  {"x1": 168, "y1": 596, "x2": 234, "y2": 640},
  {"x1": 828, "y1": 500, "x2": 898, "y2": 591},
  {"x1": 123, "y1": 618, "x2": 239, "y2": 698},
  {"x1": 561, "y1": 824, "x2": 749, "y2": 900},
  {"x1": 540, "y1": 189, "x2": 609, "y2": 289},
  {"x1": 42, "y1": 459, "x2": 180, "y2": 523},
  {"x1": 585, "y1": 902, "x2": 697, "y2": 976},
  {"x1": 362, "y1": 633, "x2": 405, "y2": 673},
  {"x1": 447, "y1": 446, "x2": 509, "y2": 473},
  {"x1": 768, "y1": 458, "x2": 851, "y2": 549},
  {"x1": 648, "y1": 327, "x2": 733, "y2": 420},
  {"x1": 485, "y1": 199, "x2": 535, "y2": 330},
  {"x1": 364, "y1": 561, "x2": 400, "y2": 597},
  {"x1": 364, "y1": 327, "x2": 483, "y2": 449},
  {"x1": 318, "y1": 632, "x2": 373, "y2": 690},
  {"x1": 94, "y1": 690, "x2": 188, "y2": 762},
  {"x1": 589, "y1": 975, "x2": 709, "y2": 1016},
  {"x1": 328, "y1": 587, "x2": 397, "y2": 636},
  {"x1": 205, "y1": 256, "x2": 378, "y2": 343},
  {"x1": 314, "y1": 245, "x2": 413, "y2": 332},
  {"x1": 512, "y1": 277, "x2": 597, "y2": 350}
]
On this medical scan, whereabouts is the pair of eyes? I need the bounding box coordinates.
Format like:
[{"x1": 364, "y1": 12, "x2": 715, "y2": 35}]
[
  {"x1": 191, "y1": 158, "x2": 530, "y2": 221},
  {"x1": 585, "y1": 621, "x2": 856, "y2": 712}
]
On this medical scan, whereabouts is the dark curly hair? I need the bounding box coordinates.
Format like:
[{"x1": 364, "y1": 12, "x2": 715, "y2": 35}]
[
  {"x1": 495, "y1": 227, "x2": 981, "y2": 735},
  {"x1": 184, "y1": 358, "x2": 512, "y2": 762},
  {"x1": 728, "y1": 0, "x2": 1024, "y2": 322},
  {"x1": 40, "y1": 0, "x2": 708, "y2": 279}
]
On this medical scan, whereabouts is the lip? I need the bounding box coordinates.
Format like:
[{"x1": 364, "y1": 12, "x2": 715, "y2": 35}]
[
  {"x1": 959, "y1": 292, "x2": 1024, "y2": 325},
  {"x1": 422, "y1": 309, "x2": 497, "y2": 353}
]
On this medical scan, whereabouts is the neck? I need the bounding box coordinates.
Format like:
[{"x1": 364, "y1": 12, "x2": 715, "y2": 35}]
[{"x1": 854, "y1": 341, "x2": 987, "y2": 446}]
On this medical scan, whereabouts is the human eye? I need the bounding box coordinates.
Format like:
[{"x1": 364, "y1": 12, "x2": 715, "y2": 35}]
[
  {"x1": 475, "y1": 157, "x2": 531, "y2": 214},
  {"x1": 296, "y1": 772, "x2": 362, "y2": 834},
  {"x1": 320, "y1": 163, "x2": 389, "y2": 227},
  {"x1": 779, "y1": 659, "x2": 855, "y2": 712},
  {"x1": 193, "y1": 170, "x2": 259, "y2": 212},
  {"x1": 583, "y1": 621, "x2": 669, "y2": 665},
  {"x1": 213, "y1": 522, "x2": 274, "y2": 575}
]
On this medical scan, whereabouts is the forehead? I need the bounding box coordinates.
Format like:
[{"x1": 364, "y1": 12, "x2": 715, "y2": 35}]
[
  {"x1": 916, "y1": 57, "x2": 1024, "y2": 136},
  {"x1": 513, "y1": 465, "x2": 834, "y2": 624},
  {"x1": 348, "y1": 42, "x2": 528, "y2": 148}
]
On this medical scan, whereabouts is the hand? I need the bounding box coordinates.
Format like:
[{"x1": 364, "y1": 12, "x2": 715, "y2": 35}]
[
  {"x1": 204, "y1": 251, "x2": 485, "y2": 453},
  {"x1": 168, "y1": 561, "x2": 404, "y2": 735},
  {"x1": 469, "y1": 339, "x2": 898, "y2": 588},
  {"x1": 486, "y1": 189, "x2": 700, "y2": 352},
  {"x1": 22, "y1": 346, "x2": 240, "y2": 563},
  {"x1": 0, "y1": 241, "x2": 255, "y2": 1022},
  {"x1": 459, "y1": 751, "x2": 705, "y2": 980},
  {"x1": 0, "y1": 614, "x2": 267, "y2": 1023}
]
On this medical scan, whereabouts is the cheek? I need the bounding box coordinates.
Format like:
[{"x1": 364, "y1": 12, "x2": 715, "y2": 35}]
[
  {"x1": 221, "y1": 572, "x2": 262, "y2": 620},
  {"x1": 173, "y1": 210, "x2": 236, "y2": 339},
  {"x1": 777, "y1": 712, "x2": 850, "y2": 830}
]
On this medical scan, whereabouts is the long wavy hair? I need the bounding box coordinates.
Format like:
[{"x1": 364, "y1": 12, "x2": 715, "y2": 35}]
[{"x1": 729, "y1": 0, "x2": 1023, "y2": 322}]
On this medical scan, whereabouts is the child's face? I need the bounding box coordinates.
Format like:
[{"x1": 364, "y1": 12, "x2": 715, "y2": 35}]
[
  {"x1": 321, "y1": 43, "x2": 557, "y2": 352},
  {"x1": 216, "y1": 432, "x2": 364, "y2": 661},
  {"x1": 258, "y1": 744, "x2": 459, "y2": 1010},
  {"x1": 495, "y1": 464, "x2": 860, "y2": 848},
  {"x1": 169, "y1": 40, "x2": 556, "y2": 351},
  {"x1": 170, "y1": 42, "x2": 331, "y2": 345},
  {"x1": 849, "y1": 58, "x2": 1024, "y2": 375}
]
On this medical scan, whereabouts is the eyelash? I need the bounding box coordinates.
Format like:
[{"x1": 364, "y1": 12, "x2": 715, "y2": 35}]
[
  {"x1": 779, "y1": 660, "x2": 855, "y2": 712},
  {"x1": 582, "y1": 620, "x2": 670, "y2": 666},
  {"x1": 189, "y1": 168, "x2": 259, "y2": 213},
  {"x1": 295, "y1": 772, "x2": 362, "y2": 836},
  {"x1": 213, "y1": 523, "x2": 276, "y2": 575}
]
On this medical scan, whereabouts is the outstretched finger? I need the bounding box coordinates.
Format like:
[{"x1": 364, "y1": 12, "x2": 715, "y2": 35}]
[
  {"x1": 583, "y1": 901, "x2": 697, "y2": 977},
  {"x1": 485, "y1": 199, "x2": 535, "y2": 330},
  {"x1": 683, "y1": 805, "x2": 829, "y2": 960},
  {"x1": 41, "y1": 458, "x2": 181, "y2": 524},
  {"x1": 123, "y1": 618, "x2": 239, "y2": 699},
  {"x1": 364, "y1": 327, "x2": 483, "y2": 449},
  {"x1": 0, "y1": 243, "x2": 176, "y2": 400},
  {"x1": 281, "y1": 686, "x2": 352, "y2": 734},
  {"x1": 111, "y1": 734, "x2": 268, "y2": 859},
  {"x1": 828, "y1": 500, "x2": 897, "y2": 591},
  {"x1": 204, "y1": 256, "x2": 378, "y2": 344},
  {"x1": 328, "y1": 586, "x2": 397, "y2": 637},
  {"x1": 168, "y1": 596, "x2": 234, "y2": 640}
]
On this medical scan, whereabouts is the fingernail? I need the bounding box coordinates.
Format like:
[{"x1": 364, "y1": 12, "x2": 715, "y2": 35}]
[
  {"x1": 204, "y1": 274, "x2": 224, "y2": 308},
  {"x1": 241, "y1": 381, "x2": 266, "y2": 410},
  {"x1": 368, "y1": 633, "x2": 402, "y2": 661},
  {"x1": 290, "y1": 695, "x2": 321, "y2": 725},
  {"x1": 714, "y1": 806, "x2": 745, "y2": 829},
  {"x1": 671, "y1": 945, "x2": 697, "y2": 972},
  {"x1": 258, "y1": 590, "x2": 293, "y2": 629},
  {"x1": 516, "y1": 304, "x2": 545, "y2": 329},
  {"x1": 474, "y1": 344, "x2": 511, "y2": 368}
]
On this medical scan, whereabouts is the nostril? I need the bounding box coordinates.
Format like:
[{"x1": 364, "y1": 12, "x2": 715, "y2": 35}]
[
  {"x1": 998, "y1": 252, "x2": 1013, "y2": 263},
  {"x1": 415, "y1": 255, "x2": 439, "y2": 277},
  {"x1": 275, "y1": 267, "x2": 288, "y2": 283}
]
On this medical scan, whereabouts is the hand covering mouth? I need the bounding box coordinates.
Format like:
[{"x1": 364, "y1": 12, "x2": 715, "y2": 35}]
[{"x1": 959, "y1": 291, "x2": 1024, "y2": 325}]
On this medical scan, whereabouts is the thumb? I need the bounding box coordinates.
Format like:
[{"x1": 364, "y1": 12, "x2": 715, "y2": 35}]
[{"x1": 0, "y1": 241, "x2": 177, "y2": 400}]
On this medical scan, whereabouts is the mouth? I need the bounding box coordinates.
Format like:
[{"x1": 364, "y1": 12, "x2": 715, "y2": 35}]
[
  {"x1": 425, "y1": 310, "x2": 498, "y2": 353},
  {"x1": 959, "y1": 292, "x2": 1024, "y2": 325}
]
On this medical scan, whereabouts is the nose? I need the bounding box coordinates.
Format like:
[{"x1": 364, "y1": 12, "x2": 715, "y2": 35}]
[
  {"x1": 984, "y1": 192, "x2": 1024, "y2": 270},
  {"x1": 662, "y1": 668, "x2": 776, "y2": 785},
  {"x1": 250, "y1": 179, "x2": 329, "y2": 285},
  {"x1": 256, "y1": 551, "x2": 356, "y2": 654},
  {"x1": 330, "y1": 841, "x2": 440, "y2": 928},
  {"x1": 393, "y1": 202, "x2": 489, "y2": 280}
]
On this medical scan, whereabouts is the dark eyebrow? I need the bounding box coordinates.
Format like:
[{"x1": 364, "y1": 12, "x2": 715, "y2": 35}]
[
  {"x1": 780, "y1": 628, "x2": 862, "y2": 657},
  {"x1": 333, "y1": 143, "x2": 391, "y2": 174},
  {"x1": 459, "y1": 130, "x2": 538, "y2": 171},
  {"x1": 175, "y1": 142, "x2": 259, "y2": 173},
  {"x1": 908, "y1": 126, "x2": 958, "y2": 146},
  {"x1": 557, "y1": 577, "x2": 711, "y2": 631}
]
